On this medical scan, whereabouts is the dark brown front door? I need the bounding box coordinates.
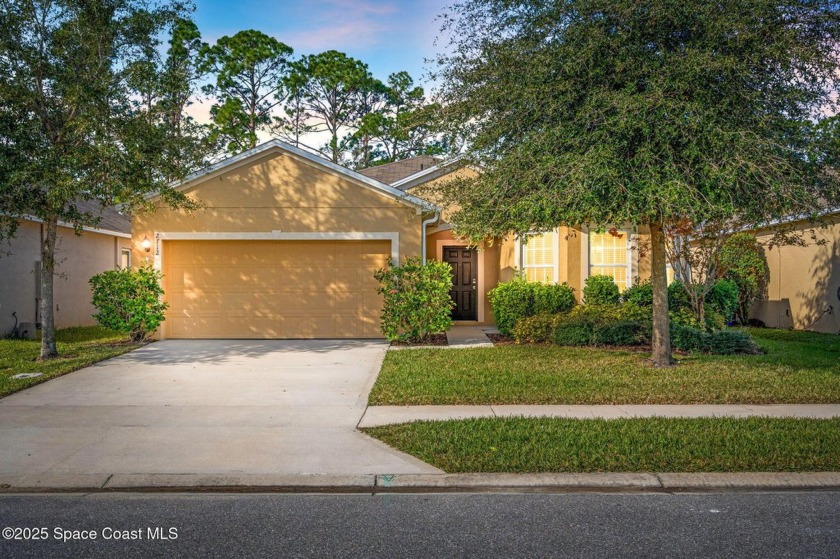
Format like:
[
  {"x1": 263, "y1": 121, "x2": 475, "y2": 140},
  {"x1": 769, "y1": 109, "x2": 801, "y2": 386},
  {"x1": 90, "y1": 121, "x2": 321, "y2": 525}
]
[{"x1": 443, "y1": 246, "x2": 478, "y2": 321}]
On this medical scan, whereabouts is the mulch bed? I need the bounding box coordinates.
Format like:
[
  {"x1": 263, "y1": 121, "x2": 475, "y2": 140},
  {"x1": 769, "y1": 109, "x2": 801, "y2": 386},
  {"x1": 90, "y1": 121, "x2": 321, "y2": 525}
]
[
  {"x1": 390, "y1": 333, "x2": 449, "y2": 347},
  {"x1": 486, "y1": 333, "x2": 515, "y2": 345}
]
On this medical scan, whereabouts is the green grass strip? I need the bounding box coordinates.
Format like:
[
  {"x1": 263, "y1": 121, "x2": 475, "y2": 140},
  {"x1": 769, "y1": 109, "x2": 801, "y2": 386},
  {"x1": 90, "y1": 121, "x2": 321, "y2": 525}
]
[
  {"x1": 0, "y1": 326, "x2": 141, "y2": 398},
  {"x1": 369, "y1": 328, "x2": 840, "y2": 405},
  {"x1": 364, "y1": 417, "x2": 840, "y2": 472}
]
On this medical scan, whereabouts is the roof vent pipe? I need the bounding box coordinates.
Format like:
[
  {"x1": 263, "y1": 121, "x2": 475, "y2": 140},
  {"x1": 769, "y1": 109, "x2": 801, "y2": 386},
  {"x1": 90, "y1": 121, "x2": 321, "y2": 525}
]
[{"x1": 421, "y1": 211, "x2": 440, "y2": 264}]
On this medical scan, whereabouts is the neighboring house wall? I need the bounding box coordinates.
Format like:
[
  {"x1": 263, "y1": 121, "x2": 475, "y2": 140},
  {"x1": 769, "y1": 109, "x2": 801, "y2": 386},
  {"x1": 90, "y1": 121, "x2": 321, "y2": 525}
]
[
  {"x1": 0, "y1": 220, "x2": 130, "y2": 334},
  {"x1": 750, "y1": 218, "x2": 840, "y2": 334}
]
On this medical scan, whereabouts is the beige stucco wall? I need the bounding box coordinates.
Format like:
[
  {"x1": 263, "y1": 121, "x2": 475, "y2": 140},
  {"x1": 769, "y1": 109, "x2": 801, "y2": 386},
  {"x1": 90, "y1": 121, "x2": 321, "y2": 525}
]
[
  {"x1": 750, "y1": 218, "x2": 840, "y2": 333},
  {"x1": 0, "y1": 220, "x2": 128, "y2": 333},
  {"x1": 133, "y1": 150, "x2": 424, "y2": 268},
  {"x1": 132, "y1": 149, "x2": 425, "y2": 337}
]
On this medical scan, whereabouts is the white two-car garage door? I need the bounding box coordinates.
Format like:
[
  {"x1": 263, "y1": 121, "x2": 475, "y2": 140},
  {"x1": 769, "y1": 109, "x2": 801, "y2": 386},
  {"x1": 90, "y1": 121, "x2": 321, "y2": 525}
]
[{"x1": 163, "y1": 240, "x2": 389, "y2": 339}]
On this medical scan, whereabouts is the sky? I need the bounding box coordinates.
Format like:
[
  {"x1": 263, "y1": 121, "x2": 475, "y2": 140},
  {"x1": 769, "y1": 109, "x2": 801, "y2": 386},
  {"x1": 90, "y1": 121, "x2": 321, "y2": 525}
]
[{"x1": 192, "y1": 0, "x2": 450, "y2": 86}]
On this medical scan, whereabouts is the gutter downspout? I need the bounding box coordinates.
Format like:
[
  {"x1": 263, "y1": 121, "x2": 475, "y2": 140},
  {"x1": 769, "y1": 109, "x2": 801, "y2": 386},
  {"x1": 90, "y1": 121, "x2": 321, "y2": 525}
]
[{"x1": 421, "y1": 211, "x2": 440, "y2": 264}]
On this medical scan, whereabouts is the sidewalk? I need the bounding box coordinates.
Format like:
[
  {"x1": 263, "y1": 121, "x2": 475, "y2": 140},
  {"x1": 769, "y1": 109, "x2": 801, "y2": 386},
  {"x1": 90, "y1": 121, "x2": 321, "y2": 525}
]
[{"x1": 358, "y1": 404, "x2": 840, "y2": 427}]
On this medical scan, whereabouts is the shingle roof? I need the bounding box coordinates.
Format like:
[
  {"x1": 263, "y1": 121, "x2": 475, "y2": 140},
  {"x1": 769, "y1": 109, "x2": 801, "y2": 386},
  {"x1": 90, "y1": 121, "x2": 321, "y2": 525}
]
[
  {"x1": 357, "y1": 156, "x2": 442, "y2": 186},
  {"x1": 70, "y1": 199, "x2": 131, "y2": 235}
]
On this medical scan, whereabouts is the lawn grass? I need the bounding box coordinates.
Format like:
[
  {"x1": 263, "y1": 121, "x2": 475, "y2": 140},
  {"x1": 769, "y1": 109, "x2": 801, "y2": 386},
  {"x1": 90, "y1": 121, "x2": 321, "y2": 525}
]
[
  {"x1": 369, "y1": 328, "x2": 840, "y2": 405},
  {"x1": 364, "y1": 417, "x2": 840, "y2": 472},
  {"x1": 0, "y1": 326, "x2": 141, "y2": 398}
]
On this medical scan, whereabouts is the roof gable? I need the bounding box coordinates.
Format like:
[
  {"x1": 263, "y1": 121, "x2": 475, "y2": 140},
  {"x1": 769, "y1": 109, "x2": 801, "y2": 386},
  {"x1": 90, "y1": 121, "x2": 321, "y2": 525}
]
[{"x1": 149, "y1": 140, "x2": 434, "y2": 211}]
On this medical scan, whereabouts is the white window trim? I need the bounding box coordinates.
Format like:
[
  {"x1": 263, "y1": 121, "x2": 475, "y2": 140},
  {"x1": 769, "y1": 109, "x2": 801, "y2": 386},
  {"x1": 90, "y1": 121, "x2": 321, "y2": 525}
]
[
  {"x1": 120, "y1": 248, "x2": 132, "y2": 269},
  {"x1": 514, "y1": 229, "x2": 560, "y2": 283},
  {"x1": 582, "y1": 226, "x2": 634, "y2": 290},
  {"x1": 436, "y1": 240, "x2": 485, "y2": 323}
]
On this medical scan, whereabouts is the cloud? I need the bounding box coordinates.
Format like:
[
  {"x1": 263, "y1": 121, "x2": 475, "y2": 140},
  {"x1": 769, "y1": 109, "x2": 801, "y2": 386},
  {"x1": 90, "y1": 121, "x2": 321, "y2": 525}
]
[{"x1": 283, "y1": 20, "x2": 390, "y2": 52}]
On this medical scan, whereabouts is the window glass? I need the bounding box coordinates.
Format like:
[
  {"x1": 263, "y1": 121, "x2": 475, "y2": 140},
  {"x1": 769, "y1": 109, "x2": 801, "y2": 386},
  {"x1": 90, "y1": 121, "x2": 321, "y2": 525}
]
[
  {"x1": 589, "y1": 231, "x2": 628, "y2": 289},
  {"x1": 522, "y1": 232, "x2": 556, "y2": 283}
]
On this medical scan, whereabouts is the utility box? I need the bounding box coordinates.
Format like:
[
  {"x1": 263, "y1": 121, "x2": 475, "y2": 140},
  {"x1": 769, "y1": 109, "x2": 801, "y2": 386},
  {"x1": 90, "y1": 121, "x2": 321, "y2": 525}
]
[{"x1": 18, "y1": 322, "x2": 38, "y2": 339}]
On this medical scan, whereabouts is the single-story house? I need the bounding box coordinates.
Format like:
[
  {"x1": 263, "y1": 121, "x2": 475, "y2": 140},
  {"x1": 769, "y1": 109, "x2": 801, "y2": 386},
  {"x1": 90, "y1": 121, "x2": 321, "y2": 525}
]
[
  {"x1": 134, "y1": 139, "x2": 837, "y2": 339},
  {"x1": 1, "y1": 202, "x2": 132, "y2": 335},
  {"x1": 133, "y1": 140, "x2": 655, "y2": 339}
]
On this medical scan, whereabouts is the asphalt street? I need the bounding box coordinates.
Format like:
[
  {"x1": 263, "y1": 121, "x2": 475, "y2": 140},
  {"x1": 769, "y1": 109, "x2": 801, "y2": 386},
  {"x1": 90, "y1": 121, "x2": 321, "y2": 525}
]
[{"x1": 0, "y1": 491, "x2": 838, "y2": 558}]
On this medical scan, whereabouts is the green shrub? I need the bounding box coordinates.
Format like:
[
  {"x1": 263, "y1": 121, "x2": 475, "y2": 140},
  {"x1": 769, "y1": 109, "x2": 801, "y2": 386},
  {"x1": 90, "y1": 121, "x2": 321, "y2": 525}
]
[
  {"x1": 710, "y1": 329, "x2": 762, "y2": 355},
  {"x1": 550, "y1": 303, "x2": 652, "y2": 347},
  {"x1": 554, "y1": 322, "x2": 595, "y2": 346},
  {"x1": 667, "y1": 280, "x2": 692, "y2": 312},
  {"x1": 489, "y1": 280, "x2": 576, "y2": 335},
  {"x1": 533, "y1": 283, "x2": 577, "y2": 315},
  {"x1": 670, "y1": 322, "x2": 711, "y2": 352},
  {"x1": 583, "y1": 275, "x2": 621, "y2": 305},
  {"x1": 374, "y1": 258, "x2": 453, "y2": 343},
  {"x1": 592, "y1": 321, "x2": 651, "y2": 346},
  {"x1": 670, "y1": 323, "x2": 761, "y2": 354},
  {"x1": 705, "y1": 279, "x2": 740, "y2": 323},
  {"x1": 89, "y1": 264, "x2": 168, "y2": 342},
  {"x1": 623, "y1": 278, "x2": 653, "y2": 307},
  {"x1": 488, "y1": 279, "x2": 535, "y2": 336},
  {"x1": 512, "y1": 313, "x2": 563, "y2": 343},
  {"x1": 718, "y1": 233, "x2": 770, "y2": 324}
]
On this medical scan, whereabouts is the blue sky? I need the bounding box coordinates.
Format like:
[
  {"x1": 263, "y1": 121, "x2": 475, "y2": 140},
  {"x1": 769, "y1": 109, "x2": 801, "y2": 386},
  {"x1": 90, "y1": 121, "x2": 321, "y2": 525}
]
[{"x1": 193, "y1": 0, "x2": 450, "y2": 87}]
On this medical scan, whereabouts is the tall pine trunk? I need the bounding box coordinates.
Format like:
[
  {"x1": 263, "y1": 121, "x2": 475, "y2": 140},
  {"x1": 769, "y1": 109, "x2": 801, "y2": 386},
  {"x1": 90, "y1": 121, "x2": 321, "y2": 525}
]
[
  {"x1": 650, "y1": 222, "x2": 675, "y2": 367},
  {"x1": 39, "y1": 216, "x2": 59, "y2": 359}
]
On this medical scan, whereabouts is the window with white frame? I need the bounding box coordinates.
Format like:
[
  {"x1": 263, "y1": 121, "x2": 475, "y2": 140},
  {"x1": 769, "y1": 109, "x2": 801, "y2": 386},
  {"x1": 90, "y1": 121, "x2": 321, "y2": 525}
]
[
  {"x1": 589, "y1": 230, "x2": 630, "y2": 290},
  {"x1": 120, "y1": 248, "x2": 131, "y2": 269},
  {"x1": 521, "y1": 231, "x2": 557, "y2": 283}
]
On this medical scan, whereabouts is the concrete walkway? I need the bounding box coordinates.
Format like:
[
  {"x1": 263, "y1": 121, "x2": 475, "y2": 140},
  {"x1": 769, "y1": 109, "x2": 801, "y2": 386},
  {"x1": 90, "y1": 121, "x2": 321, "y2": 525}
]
[
  {"x1": 0, "y1": 340, "x2": 440, "y2": 483},
  {"x1": 359, "y1": 404, "x2": 840, "y2": 427},
  {"x1": 445, "y1": 326, "x2": 495, "y2": 348}
]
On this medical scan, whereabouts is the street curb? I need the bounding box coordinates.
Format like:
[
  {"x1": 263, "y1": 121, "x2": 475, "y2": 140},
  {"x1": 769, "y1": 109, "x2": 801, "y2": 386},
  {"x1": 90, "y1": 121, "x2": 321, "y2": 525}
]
[{"x1": 1, "y1": 472, "x2": 839, "y2": 494}]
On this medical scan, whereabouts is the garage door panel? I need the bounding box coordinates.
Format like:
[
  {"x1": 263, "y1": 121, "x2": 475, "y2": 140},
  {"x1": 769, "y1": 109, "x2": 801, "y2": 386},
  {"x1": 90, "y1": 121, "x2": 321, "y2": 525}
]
[{"x1": 164, "y1": 240, "x2": 386, "y2": 338}]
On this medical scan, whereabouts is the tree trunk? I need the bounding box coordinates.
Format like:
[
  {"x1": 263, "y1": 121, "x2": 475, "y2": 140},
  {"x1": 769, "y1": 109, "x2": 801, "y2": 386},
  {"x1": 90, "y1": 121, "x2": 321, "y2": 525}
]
[
  {"x1": 39, "y1": 216, "x2": 59, "y2": 359},
  {"x1": 649, "y1": 222, "x2": 675, "y2": 367}
]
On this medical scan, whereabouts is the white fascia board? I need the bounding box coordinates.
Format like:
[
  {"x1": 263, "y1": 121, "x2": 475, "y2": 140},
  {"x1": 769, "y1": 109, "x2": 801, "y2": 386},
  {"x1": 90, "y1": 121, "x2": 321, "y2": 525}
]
[{"x1": 145, "y1": 140, "x2": 437, "y2": 211}]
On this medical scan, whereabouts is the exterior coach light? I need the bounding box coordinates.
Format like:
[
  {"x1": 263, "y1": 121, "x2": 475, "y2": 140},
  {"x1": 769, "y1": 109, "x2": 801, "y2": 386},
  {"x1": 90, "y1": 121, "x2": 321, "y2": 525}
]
[{"x1": 142, "y1": 236, "x2": 151, "y2": 253}]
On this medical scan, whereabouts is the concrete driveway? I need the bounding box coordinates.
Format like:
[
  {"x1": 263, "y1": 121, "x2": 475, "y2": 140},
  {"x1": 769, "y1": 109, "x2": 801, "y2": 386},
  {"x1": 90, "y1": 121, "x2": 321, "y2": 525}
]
[{"x1": 0, "y1": 340, "x2": 438, "y2": 485}]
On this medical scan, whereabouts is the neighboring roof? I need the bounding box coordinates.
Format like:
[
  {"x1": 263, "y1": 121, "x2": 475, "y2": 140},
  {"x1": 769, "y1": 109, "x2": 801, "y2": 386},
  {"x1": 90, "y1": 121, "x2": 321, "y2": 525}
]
[
  {"x1": 390, "y1": 157, "x2": 466, "y2": 191},
  {"x1": 148, "y1": 140, "x2": 434, "y2": 211},
  {"x1": 357, "y1": 155, "x2": 442, "y2": 186},
  {"x1": 70, "y1": 199, "x2": 132, "y2": 236},
  {"x1": 17, "y1": 200, "x2": 131, "y2": 238}
]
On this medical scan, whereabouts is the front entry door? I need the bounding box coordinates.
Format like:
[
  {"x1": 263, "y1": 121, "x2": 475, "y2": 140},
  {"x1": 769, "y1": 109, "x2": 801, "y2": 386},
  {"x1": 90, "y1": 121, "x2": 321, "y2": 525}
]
[{"x1": 443, "y1": 246, "x2": 478, "y2": 321}]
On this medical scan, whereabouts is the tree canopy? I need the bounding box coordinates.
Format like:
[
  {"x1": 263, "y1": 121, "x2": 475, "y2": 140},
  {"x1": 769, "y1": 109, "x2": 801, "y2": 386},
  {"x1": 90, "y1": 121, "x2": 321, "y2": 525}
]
[
  {"x1": 435, "y1": 0, "x2": 840, "y2": 236},
  {"x1": 432, "y1": 0, "x2": 840, "y2": 364},
  {"x1": 200, "y1": 29, "x2": 293, "y2": 154},
  {"x1": 0, "y1": 0, "x2": 207, "y2": 358}
]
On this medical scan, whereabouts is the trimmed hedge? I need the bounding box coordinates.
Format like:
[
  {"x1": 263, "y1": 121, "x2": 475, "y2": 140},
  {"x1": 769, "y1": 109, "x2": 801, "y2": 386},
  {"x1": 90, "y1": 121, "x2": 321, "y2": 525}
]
[
  {"x1": 513, "y1": 301, "x2": 759, "y2": 355},
  {"x1": 514, "y1": 303, "x2": 652, "y2": 347},
  {"x1": 489, "y1": 280, "x2": 576, "y2": 335},
  {"x1": 670, "y1": 323, "x2": 761, "y2": 355},
  {"x1": 89, "y1": 264, "x2": 168, "y2": 342},
  {"x1": 583, "y1": 275, "x2": 620, "y2": 305},
  {"x1": 374, "y1": 258, "x2": 453, "y2": 343}
]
